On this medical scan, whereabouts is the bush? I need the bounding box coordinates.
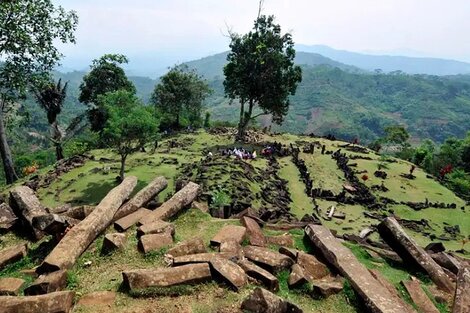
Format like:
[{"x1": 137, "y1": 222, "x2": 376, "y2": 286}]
[{"x1": 447, "y1": 170, "x2": 470, "y2": 198}]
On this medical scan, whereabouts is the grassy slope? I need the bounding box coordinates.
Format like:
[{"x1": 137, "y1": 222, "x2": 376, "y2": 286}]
[{"x1": 1, "y1": 130, "x2": 467, "y2": 312}]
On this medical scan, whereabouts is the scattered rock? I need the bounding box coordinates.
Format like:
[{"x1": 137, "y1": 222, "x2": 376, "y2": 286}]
[
  {"x1": 0, "y1": 277, "x2": 25, "y2": 295},
  {"x1": 219, "y1": 240, "x2": 242, "y2": 258},
  {"x1": 209, "y1": 257, "x2": 247, "y2": 291},
  {"x1": 288, "y1": 264, "x2": 308, "y2": 289},
  {"x1": 311, "y1": 276, "x2": 344, "y2": 297},
  {"x1": 297, "y1": 252, "x2": 329, "y2": 281},
  {"x1": 136, "y1": 219, "x2": 175, "y2": 237},
  {"x1": 114, "y1": 208, "x2": 151, "y2": 232},
  {"x1": 453, "y1": 266, "x2": 470, "y2": 313},
  {"x1": 0, "y1": 243, "x2": 28, "y2": 270},
  {"x1": 123, "y1": 263, "x2": 212, "y2": 291},
  {"x1": 424, "y1": 242, "x2": 446, "y2": 254},
  {"x1": 243, "y1": 246, "x2": 294, "y2": 273},
  {"x1": 266, "y1": 234, "x2": 294, "y2": 247},
  {"x1": 430, "y1": 252, "x2": 461, "y2": 275},
  {"x1": 138, "y1": 233, "x2": 173, "y2": 254},
  {"x1": 102, "y1": 233, "x2": 127, "y2": 254},
  {"x1": 401, "y1": 279, "x2": 439, "y2": 313},
  {"x1": 62, "y1": 205, "x2": 94, "y2": 220},
  {"x1": 0, "y1": 290, "x2": 75, "y2": 313},
  {"x1": 24, "y1": 270, "x2": 67, "y2": 295},
  {"x1": 167, "y1": 237, "x2": 206, "y2": 258},
  {"x1": 172, "y1": 253, "x2": 232, "y2": 266},
  {"x1": 0, "y1": 203, "x2": 17, "y2": 231},
  {"x1": 241, "y1": 287, "x2": 303, "y2": 313},
  {"x1": 210, "y1": 225, "x2": 247, "y2": 247},
  {"x1": 278, "y1": 247, "x2": 299, "y2": 260},
  {"x1": 241, "y1": 216, "x2": 266, "y2": 247},
  {"x1": 238, "y1": 259, "x2": 279, "y2": 292}
]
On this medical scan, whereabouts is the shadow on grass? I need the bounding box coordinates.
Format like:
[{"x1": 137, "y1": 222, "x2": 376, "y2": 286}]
[{"x1": 71, "y1": 180, "x2": 117, "y2": 205}]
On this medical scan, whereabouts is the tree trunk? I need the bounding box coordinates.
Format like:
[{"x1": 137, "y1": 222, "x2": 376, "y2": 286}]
[
  {"x1": 51, "y1": 121, "x2": 64, "y2": 161},
  {"x1": 36, "y1": 176, "x2": 137, "y2": 273},
  {"x1": 0, "y1": 108, "x2": 18, "y2": 184},
  {"x1": 119, "y1": 154, "x2": 127, "y2": 182},
  {"x1": 237, "y1": 100, "x2": 254, "y2": 142},
  {"x1": 237, "y1": 101, "x2": 246, "y2": 141}
]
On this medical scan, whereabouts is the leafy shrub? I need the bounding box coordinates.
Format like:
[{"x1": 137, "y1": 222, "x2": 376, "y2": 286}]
[{"x1": 210, "y1": 188, "x2": 231, "y2": 208}]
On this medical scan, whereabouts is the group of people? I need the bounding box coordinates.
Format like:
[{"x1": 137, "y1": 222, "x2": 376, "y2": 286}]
[{"x1": 220, "y1": 147, "x2": 257, "y2": 160}]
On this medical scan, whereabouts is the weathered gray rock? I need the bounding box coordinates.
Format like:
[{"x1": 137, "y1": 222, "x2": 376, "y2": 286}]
[
  {"x1": 311, "y1": 276, "x2": 344, "y2": 297},
  {"x1": 139, "y1": 182, "x2": 200, "y2": 224},
  {"x1": 9, "y1": 186, "x2": 48, "y2": 240},
  {"x1": 114, "y1": 176, "x2": 168, "y2": 221},
  {"x1": 305, "y1": 224, "x2": 412, "y2": 313},
  {"x1": 453, "y1": 266, "x2": 470, "y2": 313},
  {"x1": 0, "y1": 277, "x2": 25, "y2": 295},
  {"x1": 402, "y1": 279, "x2": 439, "y2": 313},
  {"x1": 136, "y1": 219, "x2": 175, "y2": 237},
  {"x1": 102, "y1": 233, "x2": 127, "y2": 254},
  {"x1": 167, "y1": 237, "x2": 206, "y2": 258},
  {"x1": 297, "y1": 252, "x2": 329, "y2": 281},
  {"x1": 266, "y1": 234, "x2": 294, "y2": 247},
  {"x1": 238, "y1": 259, "x2": 279, "y2": 292},
  {"x1": 114, "y1": 208, "x2": 151, "y2": 232},
  {"x1": 0, "y1": 203, "x2": 17, "y2": 231},
  {"x1": 123, "y1": 263, "x2": 211, "y2": 291},
  {"x1": 243, "y1": 246, "x2": 294, "y2": 273},
  {"x1": 138, "y1": 233, "x2": 173, "y2": 254},
  {"x1": 0, "y1": 243, "x2": 27, "y2": 270},
  {"x1": 210, "y1": 225, "x2": 246, "y2": 247},
  {"x1": 62, "y1": 205, "x2": 94, "y2": 220},
  {"x1": 24, "y1": 270, "x2": 67, "y2": 295},
  {"x1": 37, "y1": 176, "x2": 137, "y2": 274},
  {"x1": 241, "y1": 287, "x2": 303, "y2": 313},
  {"x1": 32, "y1": 214, "x2": 78, "y2": 236},
  {"x1": 0, "y1": 290, "x2": 75, "y2": 313},
  {"x1": 219, "y1": 240, "x2": 242, "y2": 258},
  {"x1": 368, "y1": 269, "x2": 413, "y2": 312},
  {"x1": 241, "y1": 216, "x2": 266, "y2": 247},
  {"x1": 431, "y1": 252, "x2": 461, "y2": 275},
  {"x1": 210, "y1": 257, "x2": 247, "y2": 291},
  {"x1": 288, "y1": 264, "x2": 308, "y2": 289},
  {"x1": 172, "y1": 252, "x2": 232, "y2": 266},
  {"x1": 378, "y1": 217, "x2": 454, "y2": 293},
  {"x1": 278, "y1": 247, "x2": 299, "y2": 260}
]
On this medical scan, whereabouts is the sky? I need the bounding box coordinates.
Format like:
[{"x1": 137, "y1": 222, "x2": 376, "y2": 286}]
[{"x1": 56, "y1": 0, "x2": 470, "y2": 76}]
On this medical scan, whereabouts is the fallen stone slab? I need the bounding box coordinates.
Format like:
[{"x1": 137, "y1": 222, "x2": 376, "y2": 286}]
[
  {"x1": 0, "y1": 277, "x2": 25, "y2": 295},
  {"x1": 311, "y1": 276, "x2": 344, "y2": 298},
  {"x1": 210, "y1": 225, "x2": 246, "y2": 247},
  {"x1": 114, "y1": 176, "x2": 167, "y2": 221},
  {"x1": 378, "y1": 217, "x2": 454, "y2": 293},
  {"x1": 123, "y1": 263, "x2": 212, "y2": 291},
  {"x1": 77, "y1": 291, "x2": 116, "y2": 307},
  {"x1": 305, "y1": 224, "x2": 412, "y2": 313},
  {"x1": 62, "y1": 205, "x2": 94, "y2": 220},
  {"x1": 138, "y1": 233, "x2": 173, "y2": 254},
  {"x1": 0, "y1": 203, "x2": 17, "y2": 231},
  {"x1": 102, "y1": 233, "x2": 127, "y2": 254},
  {"x1": 209, "y1": 257, "x2": 247, "y2": 291},
  {"x1": 24, "y1": 270, "x2": 67, "y2": 295},
  {"x1": 219, "y1": 240, "x2": 242, "y2": 258},
  {"x1": 136, "y1": 219, "x2": 175, "y2": 237},
  {"x1": 238, "y1": 259, "x2": 279, "y2": 292},
  {"x1": 0, "y1": 243, "x2": 27, "y2": 270},
  {"x1": 430, "y1": 252, "x2": 461, "y2": 275},
  {"x1": 37, "y1": 176, "x2": 137, "y2": 274},
  {"x1": 360, "y1": 244, "x2": 403, "y2": 263},
  {"x1": 402, "y1": 279, "x2": 439, "y2": 313},
  {"x1": 32, "y1": 214, "x2": 78, "y2": 236},
  {"x1": 139, "y1": 182, "x2": 200, "y2": 224},
  {"x1": 9, "y1": 186, "x2": 48, "y2": 240},
  {"x1": 266, "y1": 234, "x2": 294, "y2": 247},
  {"x1": 279, "y1": 247, "x2": 299, "y2": 260},
  {"x1": 288, "y1": 264, "x2": 308, "y2": 289},
  {"x1": 453, "y1": 266, "x2": 470, "y2": 313},
  {"x1": 368, "y1": 269, "x2": 413, "y2": 312},
  {"x1": 172, "y1": 253, "x2": 232, "y2": 266},
  {"x1": 243, "y1": 246, "x2": 294, "y2": 273},
  {"x1": 425, "y1": 242, "x2": 446, "y2": 254},
  {"x1": 241, "y1": 216, "x2": 266, "y2": 247},
  {"x1": 0, "y1": 290, "x2": 75, "y2": 313},
  {"x1": 114, "y1": 208, "x2": 151, "y2": 232},
  {"x1": 241, "y1": 287, "x2": 303, "y2": 313},
  {"x1": 297, "y1": 252, "x2": 329, "y2": 281},
  {"x1": 167, "y1": 237, "x2": 206, "y2": 258}
]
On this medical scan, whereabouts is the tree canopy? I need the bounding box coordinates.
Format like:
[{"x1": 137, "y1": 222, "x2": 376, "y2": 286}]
[
  {"x1": 223, "y1": 14, "x2": 302, "y2": 140},
  {"x1": 99, "y1": 90, "x2": 159, "y2": 181},
  {"x1": 0, "y1": 0, "x2": 78, "y2": 183},
  {"x1": 151, "y1": 66, "x2": 211, "y2": 129},
  {"x1": 79, "y1": 54, "x2": 136, "y2": 132}
]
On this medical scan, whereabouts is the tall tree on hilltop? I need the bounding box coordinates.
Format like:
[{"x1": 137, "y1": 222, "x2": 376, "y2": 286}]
[
  {"x1": 99, "y1": 90, "x2": 159, "y2": 181},
  {"x1": 151, "y1": 65, "x2": 211, "y2": 129},
  {"x1": 79, "y1": 54, "x2": 136, "y2": 132},
  {"x1": 0, "y1": 0, "x2": 78, "y2": 184},
  {"x1": 223, "y1": 11, "x2": 302, "y2": 140}
]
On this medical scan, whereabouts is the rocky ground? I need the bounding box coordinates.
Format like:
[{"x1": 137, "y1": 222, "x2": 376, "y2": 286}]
[{"x1": 0, "y1": 128, "x2": 468, "y2": 312}]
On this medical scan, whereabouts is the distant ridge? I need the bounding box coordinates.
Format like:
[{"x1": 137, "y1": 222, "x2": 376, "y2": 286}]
[{"x1": 296, "y1": 44, "x2": 470, "y2": 76}]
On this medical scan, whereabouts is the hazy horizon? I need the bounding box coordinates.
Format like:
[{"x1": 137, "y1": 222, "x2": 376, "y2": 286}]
[{"x1": 55, "y1": 0, "x2": 470, "y2": 77}]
